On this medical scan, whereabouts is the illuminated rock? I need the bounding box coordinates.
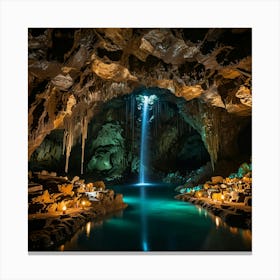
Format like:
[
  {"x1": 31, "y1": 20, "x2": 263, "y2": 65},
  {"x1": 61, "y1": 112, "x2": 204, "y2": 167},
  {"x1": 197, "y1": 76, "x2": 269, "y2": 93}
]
[
  {"x1": 211, "y1": 176, "x2": 224, "y2": 184},
  {"x1": 92, "y1": 58, "x2": 138, "y2": 82},
  {"x1": 58, "y1": 184, "x2": 73, "y2": 196}
]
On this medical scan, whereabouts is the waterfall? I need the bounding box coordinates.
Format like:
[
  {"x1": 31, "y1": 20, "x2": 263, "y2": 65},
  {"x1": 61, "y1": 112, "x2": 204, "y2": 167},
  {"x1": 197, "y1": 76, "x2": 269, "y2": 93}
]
[{"x1": 139, "y1": 96, "x2": 149, "y2": 184}]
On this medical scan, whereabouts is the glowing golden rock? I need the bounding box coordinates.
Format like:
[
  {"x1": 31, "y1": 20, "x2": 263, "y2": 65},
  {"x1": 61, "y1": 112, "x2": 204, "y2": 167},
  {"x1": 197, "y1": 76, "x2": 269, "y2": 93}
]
[
  {"x1": 212, "y1": 192, "x2": 223, "y2": 201},
  {"x1": 32, "y1": 190, "x2": 53, "y2": 203},
  {"x1": 176, "y1": 85, "x2": 203, "y2": 101},
  {"x1": 194, "y1": 191, "x2": 204, "y2": 198},
  {"x1": 92, "y1": 58, "x2": 138, "y2": 82},
  {"x1": 58, "y1": 184, "x2": 73, "y2": 195}
]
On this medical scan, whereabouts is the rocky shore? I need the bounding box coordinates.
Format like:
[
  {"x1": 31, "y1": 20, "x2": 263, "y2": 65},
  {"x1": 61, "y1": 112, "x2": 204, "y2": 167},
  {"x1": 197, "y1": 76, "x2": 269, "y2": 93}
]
[
  {"x1": 175, "y1": 162, "x2": 252, "y2": 229},
  {"x1": 175, "y1": 193, "x2": 251, "y2": 229},
  {"x1": 28, "y1": 171, "x2": 127, "y2": 251}
]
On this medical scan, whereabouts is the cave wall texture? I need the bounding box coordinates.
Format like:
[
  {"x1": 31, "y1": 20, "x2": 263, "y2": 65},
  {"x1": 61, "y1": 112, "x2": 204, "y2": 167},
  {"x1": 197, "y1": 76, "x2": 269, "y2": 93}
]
[{"x1": 28, "y1": 28, "x2": 252, "y2": 178}]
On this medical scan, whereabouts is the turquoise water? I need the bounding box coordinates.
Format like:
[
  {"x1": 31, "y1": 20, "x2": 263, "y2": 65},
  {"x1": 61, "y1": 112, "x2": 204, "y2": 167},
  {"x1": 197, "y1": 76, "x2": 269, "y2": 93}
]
[{"x1": 61, "y1": 184, "x2": 251, "y2": 251}]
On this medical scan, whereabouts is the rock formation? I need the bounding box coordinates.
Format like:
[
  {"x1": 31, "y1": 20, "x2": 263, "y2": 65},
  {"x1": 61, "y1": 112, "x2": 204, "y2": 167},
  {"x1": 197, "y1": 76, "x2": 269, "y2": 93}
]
[{"x1": 28, "y1": 28, "x2": 251, "y2": 178}]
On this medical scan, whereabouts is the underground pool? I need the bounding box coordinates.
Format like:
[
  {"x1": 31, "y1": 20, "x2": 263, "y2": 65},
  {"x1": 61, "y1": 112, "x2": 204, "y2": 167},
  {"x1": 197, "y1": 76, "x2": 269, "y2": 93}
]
[{"x1": 59, "y1": 183, "x2": 251, "y2": 251}]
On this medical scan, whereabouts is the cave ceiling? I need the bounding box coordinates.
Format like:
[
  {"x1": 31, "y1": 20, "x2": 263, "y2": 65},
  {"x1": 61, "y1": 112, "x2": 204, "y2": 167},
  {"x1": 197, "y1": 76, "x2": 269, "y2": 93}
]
[{"x1": 28, "y1": 28, "x2": 252, "y2": 168}]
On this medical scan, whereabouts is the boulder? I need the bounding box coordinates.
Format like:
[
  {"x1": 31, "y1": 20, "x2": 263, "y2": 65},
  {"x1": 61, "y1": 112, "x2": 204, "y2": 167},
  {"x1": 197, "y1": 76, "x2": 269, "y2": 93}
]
[{"x1": 211, "y1": 176, "x2": 224, "y2": 184}]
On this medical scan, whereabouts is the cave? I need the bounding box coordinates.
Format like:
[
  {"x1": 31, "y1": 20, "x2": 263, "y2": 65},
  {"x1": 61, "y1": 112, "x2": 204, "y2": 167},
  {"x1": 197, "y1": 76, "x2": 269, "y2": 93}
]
[{"x1": 28, "y1": 28, "x2": 252, "y2": 252}]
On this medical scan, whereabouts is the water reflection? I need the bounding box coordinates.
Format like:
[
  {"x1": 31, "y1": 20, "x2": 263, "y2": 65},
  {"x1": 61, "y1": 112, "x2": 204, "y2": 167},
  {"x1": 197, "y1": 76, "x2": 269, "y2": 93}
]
[
  {"x1": 229, "y1": 227, "x2": 239, "y2": 235},
  {"x1": 141, "y1": 186, "x2": 149, "y2": 251},
  {"x1": 59, "y1": 244, "x2": 64, "y2": 251},
  {"x1": 215, "y1": 217, "x2": 220, "y2": 227},
  {"x1": 242, "y1": 229, "x2": 252, "y2": 242},
  {"x1": 86, "y1": 222, "x2": 91, "y2": 238}
]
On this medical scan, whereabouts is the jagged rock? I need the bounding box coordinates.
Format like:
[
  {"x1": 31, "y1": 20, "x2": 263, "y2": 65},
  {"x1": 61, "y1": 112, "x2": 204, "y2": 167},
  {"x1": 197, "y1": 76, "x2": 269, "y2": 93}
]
[
  {"x1": 32, "y1": 190, "x2": 53, "y2": 203},
  {"x1": 51, "y1": 74, "x2": 73, "y2": 90},
  {"x1": 92, "y1": 57, "x2": 138, "y2": 82},
  {"x1": 58, "y1": 184, "x2": 73, "y2": 195},
  {"x1": 140, "y1": 29, "x2": 199, "y2": 65},
  {"x1": 56, "y1": 201, "x2": 67, "y2": 212},
  {"x1": 177, "y1": 85, "x2": 203, "y2": 101},
  {"x1": 200, "y1": 86, "x2": 225, "y2": 108},
  {"x1": 235, "y1": 86, "x2": 252, "y2": 107}
]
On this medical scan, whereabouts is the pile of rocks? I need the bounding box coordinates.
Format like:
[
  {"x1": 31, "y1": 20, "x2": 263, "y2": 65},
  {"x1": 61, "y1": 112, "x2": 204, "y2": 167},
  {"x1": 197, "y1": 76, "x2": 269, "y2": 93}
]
[
  {"x1": 198, "y1": 173, "x2": 252, "y2": 206},
  {"x1": 175, "y1": 162, "x2": 252, "y2": 229},
  {"x1": 28, "y1": 171, "x2": 127, "y2": 250},
  {"x1": 177, "y1": 162, "x2": 252, "y2": 206}
]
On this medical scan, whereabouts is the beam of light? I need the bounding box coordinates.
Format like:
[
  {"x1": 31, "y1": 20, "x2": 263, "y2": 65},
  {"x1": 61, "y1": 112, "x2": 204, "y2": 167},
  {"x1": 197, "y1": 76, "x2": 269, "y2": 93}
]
[
  {"x1": 142, "y1": 240, "x2": 148, "y2": 252},
  {"x1": 139, "y1": 95, "x2": 149, "y2": 184}
]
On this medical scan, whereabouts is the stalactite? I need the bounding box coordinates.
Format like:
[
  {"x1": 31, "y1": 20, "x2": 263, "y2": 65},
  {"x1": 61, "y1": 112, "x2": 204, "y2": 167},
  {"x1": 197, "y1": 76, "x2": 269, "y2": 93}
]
[
  {"x1": 64, "y1": 118, "x2": 74, "y2": 173},
  {"x1": 80, "y1": 115, "x2": 88, "y2": 175},
  {"x1": 198, "y1": 102, "x2": 220, "y2": 171},
  {"x1": 62, "y1": 130, "x2": 67, "y2": 155}
]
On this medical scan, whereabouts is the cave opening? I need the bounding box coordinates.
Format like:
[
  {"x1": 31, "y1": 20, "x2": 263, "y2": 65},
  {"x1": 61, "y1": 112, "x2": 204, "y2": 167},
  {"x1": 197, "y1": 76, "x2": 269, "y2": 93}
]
[{"x1": 29, "y1": 87, "x2": 211, "y2": 184}]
